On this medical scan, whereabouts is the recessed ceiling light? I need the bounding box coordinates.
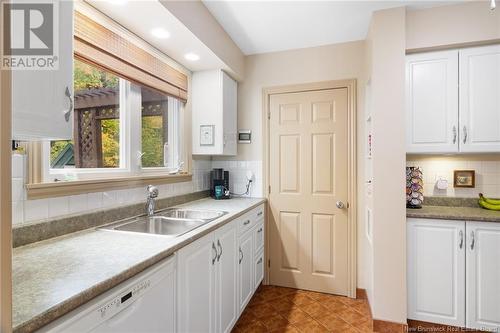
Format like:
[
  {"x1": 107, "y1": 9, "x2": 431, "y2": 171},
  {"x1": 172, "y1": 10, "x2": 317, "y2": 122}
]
[
  {"x1": 185, "y1": 53, "x2": 200, "y2": 61},
  {"x1": 151, "y1": 28, "x2": 170, "y2": 39},
  {"x1": 108, "y1": 0, "x2": 127, "y2": 5}
]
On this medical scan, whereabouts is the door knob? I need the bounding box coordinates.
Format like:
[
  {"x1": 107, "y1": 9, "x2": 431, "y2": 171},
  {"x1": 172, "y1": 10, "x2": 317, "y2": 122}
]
[{"x1": 336, "y1": 201, "x2": 345, "y2": 209}]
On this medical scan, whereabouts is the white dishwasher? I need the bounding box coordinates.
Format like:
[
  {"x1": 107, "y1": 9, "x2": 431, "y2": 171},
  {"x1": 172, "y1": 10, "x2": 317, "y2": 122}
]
[{"x1": 38, "y1": 255, "x2": 176, "y2": 333}]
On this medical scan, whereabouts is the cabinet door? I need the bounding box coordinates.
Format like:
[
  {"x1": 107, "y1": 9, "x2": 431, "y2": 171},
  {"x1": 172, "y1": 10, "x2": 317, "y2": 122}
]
[
  {"x1": 222, "y1": 71, "x2": 237, "y2": 156},
  {"x1": 12, "y1": 0, "x2": 74, "y2": 140},
  {"x1": 177, "y1": 233, "x2": 217, "y2": 333},
  {"x1": 238, "y1": 231, "x2": 254, "y2": 313},
  {"x1": 407, "y1": 218, "x2": 465, "y2": 327},
  {"x1": 466, "y1": 222, "x2": 500, "y2": 331},
  {"x1": 406, "y1": 51, "x2": 459, "y2": 153},
  {"x1": 254, "y1": 250, "x2": 264, "y2": 291},
  {"x1": 215, "y1": 221, "x2": 238, "y2": 333},
  {"x1": 459, "y1": 45, "x2": 500, "y2": 152}
]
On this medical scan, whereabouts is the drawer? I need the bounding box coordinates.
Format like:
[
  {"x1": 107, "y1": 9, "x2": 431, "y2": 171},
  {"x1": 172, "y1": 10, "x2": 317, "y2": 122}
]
[
  {"x1": 254, "y1": 222, "x2": 264, "y2": 253},
  {"x1": 254, "y1": 250, "x2": 264, "y2": 290},
  {"x1": 238, "y1": 213, "x2": 255, "y2": 235},
  {"x1": 252, "y1": 204, "x2": 265, "y2": 221},
  {"x1": 238, "y1": 204, "x2": 265, "y2": 235}
]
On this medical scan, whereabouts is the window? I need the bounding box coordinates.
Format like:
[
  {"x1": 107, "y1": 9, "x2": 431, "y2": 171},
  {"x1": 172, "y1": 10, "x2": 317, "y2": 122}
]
[
  {"x1": 27, "y1": 6, "x2": 190, "y2": 195},
  {"x1": 51, "y1": 59, "x2": 122, "y2": 169},
  {"x1": 43, "y1": 58, "x2": 184, "y2": 181}
]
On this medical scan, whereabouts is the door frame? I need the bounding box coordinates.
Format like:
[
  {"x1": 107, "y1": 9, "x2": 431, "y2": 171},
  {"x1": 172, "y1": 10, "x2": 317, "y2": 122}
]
[{"x1": 262, "y1": 79, "x2": 357, "y2": 298}]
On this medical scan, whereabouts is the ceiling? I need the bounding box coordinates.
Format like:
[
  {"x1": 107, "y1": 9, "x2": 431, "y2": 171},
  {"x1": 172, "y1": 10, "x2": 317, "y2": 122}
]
[
  {"x1": 202, "y1": 0, "x2": 467, "y2": 55},
  {"x1": 87, "y1": 0, "x2": 228, "y2": 72}
]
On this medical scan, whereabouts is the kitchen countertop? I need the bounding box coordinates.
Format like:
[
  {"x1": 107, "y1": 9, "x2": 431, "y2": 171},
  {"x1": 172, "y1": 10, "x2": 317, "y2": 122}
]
[
  {"x1": 407, "y1": 205, "x2": 500, "y2": 223},
  {"x1": 12, "y1": 197, "x2": 265, "y2": 333}
]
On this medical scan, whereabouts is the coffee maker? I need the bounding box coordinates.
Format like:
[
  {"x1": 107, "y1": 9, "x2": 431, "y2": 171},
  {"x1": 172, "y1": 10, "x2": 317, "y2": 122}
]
[{"x1": 210, "y1": 168, "x2": 230, "y2": 199}]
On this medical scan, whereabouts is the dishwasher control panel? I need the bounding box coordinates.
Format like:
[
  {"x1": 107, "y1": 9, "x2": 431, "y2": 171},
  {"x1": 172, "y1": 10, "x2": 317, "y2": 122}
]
[{"x1": 97, "y1": 279, "x2": 151, "y2": 319}]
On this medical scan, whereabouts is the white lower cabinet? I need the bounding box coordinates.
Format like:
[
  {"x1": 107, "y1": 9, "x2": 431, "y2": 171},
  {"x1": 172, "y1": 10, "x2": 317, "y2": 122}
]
[
  {"x1": 408, "y1": 218, "x2": 500, "y2": 330},
  {"x1": 407, "y1": 219, "x2": 465, "y2": 326},
  {"x1": 238, "y1": 230, "x2": 254, "y2": 313},
  {"x1": 177, "y1": 232, "x2": 217, "y2": 333},
  {"x1": 466, "y1": 222, "x2": 500, "y2": 331}
]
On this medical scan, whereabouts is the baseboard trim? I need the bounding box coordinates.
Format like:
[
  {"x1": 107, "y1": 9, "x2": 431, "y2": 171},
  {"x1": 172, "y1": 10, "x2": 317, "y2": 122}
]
[
  {"x1": 373, "y1": 319, "x2": 408, "y2": 333},
  {"x1": 407, "y1": 319, "x2": 484, "y2": 333},
  {"x1": 356, "y1": 288, "x2": 368, "y2": 299}
]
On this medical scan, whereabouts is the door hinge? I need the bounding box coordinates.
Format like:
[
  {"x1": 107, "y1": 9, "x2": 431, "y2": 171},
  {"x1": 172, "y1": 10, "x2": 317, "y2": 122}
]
[{"x1": 268, "y1": 259, "x2": 270, "y2": 268}]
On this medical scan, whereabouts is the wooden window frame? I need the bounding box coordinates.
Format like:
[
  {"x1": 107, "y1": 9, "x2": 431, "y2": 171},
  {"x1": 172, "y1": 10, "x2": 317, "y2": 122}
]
[{"x1": 25, "y1": 3, "x2": 193, "y2": 200}]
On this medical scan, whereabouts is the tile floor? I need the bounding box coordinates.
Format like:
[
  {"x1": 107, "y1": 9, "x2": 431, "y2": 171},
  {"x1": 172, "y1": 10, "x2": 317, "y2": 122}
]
[{"x1": 233, "y1": 285, "x2": 373, "y2": 333}]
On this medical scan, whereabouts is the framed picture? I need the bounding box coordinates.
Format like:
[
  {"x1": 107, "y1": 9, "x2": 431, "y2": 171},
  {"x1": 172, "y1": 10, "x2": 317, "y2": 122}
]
[
  {"x1": 200, "y1": 125, "x2": 215, "y2": 146},
  {"x1": 453, "y1": 170, "x2": 475, "y2": 188}
]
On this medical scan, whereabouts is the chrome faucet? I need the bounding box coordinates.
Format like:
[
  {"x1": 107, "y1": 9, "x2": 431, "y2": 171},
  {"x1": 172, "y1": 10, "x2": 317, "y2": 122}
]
[{"x1": 146, "y1": 185, "x2": 159, "y2": 217}]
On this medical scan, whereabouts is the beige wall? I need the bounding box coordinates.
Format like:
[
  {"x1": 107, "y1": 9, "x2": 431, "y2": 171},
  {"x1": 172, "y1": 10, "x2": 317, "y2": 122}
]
[
  {"x1": 367, "y1": 7, "x2": 407, "y2": 323},
  {"x1": 160, "y1": 0, "x2": 245, "y2": 80},
  {"x1": 235, "y1": 41, "x2": 366, "y2": 162},
  {"x1": 407, "y1": 1, "x2": 500, "y2": 51}
]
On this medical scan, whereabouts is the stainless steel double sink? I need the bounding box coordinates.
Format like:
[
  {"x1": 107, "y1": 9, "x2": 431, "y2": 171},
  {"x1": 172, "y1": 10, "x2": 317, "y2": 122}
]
[{"x1": 101, "y1": 208, "x2": 228, "y2": 238}]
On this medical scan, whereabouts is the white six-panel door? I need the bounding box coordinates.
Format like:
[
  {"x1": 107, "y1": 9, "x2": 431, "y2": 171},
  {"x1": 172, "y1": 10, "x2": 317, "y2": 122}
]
[
  {"x1": 405, "y1": 50, "x2": 459, "y2": 153},
  {"x1": 268, "y1": 88, "x2": 349, "y2": 295},
  {"x1": 459, "y1": 45, "x2": 500, "y2": 153},
  {"x1": 466, "y1": 222, "x2": 500, "y2": 331},
  {"x1": 407, "y1": 218, "x2": 466, "y2": 327}
]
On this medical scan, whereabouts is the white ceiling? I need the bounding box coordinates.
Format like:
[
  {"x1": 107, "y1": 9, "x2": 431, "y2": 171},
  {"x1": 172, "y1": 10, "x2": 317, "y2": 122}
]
[
  {"x1": 87, "y1": 0, "x2": 228, "y2": 72},
  {"x1": 202, "y1": 0, "x2": 466, "y2": 55}
]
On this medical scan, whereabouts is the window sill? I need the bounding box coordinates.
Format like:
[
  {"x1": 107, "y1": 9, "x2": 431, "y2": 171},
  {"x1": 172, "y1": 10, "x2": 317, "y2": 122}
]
[{"x1": 26, "y1": 173, "x2": 192, "y2": 200}]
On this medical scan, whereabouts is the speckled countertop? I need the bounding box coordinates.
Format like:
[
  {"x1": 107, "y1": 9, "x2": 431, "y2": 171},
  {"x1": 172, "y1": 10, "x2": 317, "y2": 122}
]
[
  {"x1": 407, "y1": 205, "x2": 500, "y2": 222},
  {"x1": 13, "y1": 197, "x2": 265, "y2": 333}
]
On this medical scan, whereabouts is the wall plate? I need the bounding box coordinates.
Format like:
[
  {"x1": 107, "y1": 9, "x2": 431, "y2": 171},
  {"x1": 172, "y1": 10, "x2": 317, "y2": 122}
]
[
  {"x1": 200, "y1": 125, "x2": 215, "y2": 146},
  {"x1": 238, "y1": 130, "x2": 251, "y2": 144}
]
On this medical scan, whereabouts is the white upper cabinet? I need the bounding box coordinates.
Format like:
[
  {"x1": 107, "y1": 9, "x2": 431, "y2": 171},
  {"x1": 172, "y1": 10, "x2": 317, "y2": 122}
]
[
  {"x1": 406, "y1": 50, "x2": 459, "y2": 153},
  {"x1": 466, "y1": 222, "x2": 500, "y2": 331},
  {"x1": 459, "y1": 45, "x2": 500, "y2": 153},
  {"x1": 12, "y1": 0, "x2": 74, "y2": 140},
  {"x1": 192, "y1": 69, "x2": 237, "y2": 156}
]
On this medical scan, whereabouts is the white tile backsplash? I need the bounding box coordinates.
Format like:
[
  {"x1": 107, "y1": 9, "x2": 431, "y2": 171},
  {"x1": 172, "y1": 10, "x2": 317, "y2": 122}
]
[
  {"x1": 407, "y1": 158, "x2": 500, "y2": 198},
  {"x1": 11, "y1": 154, "x2": 212, "y2": 225},
  {"x1": 211, "y1": 160, "x2": 263, "y2": 197}
]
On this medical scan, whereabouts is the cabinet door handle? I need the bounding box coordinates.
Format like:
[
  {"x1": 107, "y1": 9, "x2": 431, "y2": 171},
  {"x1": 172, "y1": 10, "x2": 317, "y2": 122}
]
[
  {"x1": 257, "y1": 257, "x2": 263, "y2": 264},
  {"x1": 459, "y1": 230, "x2": 463, "y2": 249},
  {"x1": 470, "y1": 231, "x2": 475, "y2": 250},
  {"x1": 257, "y1": 228, "x2": 263, "y2": 233},
  {"x1": 257, "y1": 211, "x2": 263, "y2": 217},
  {"x1": 64, "y1": 86, "x2": 73, "y2": 122},
  {"x1": 212, "y1": 242, "x2": 217, "y2": 265},
  {"x1": 243, "y1": 220, "x2": 250, "y2": 226},
  {"x1": 217, "y1": 239, "x2": 222, "y2": 261},
  {"x1": 452, "y1": 126, "x2": 457, "y2": 144},
  {"x1": 239, "y1": 246, "x2": 243, "y2": 264},
  {"x1": 463, "y1": 126, "x2": 468, "y2": 144}
]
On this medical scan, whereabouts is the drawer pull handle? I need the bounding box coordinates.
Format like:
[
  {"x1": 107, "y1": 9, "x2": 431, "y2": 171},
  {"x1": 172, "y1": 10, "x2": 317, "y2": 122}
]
[
  {"x1": 257, "y1": 228, "x2": 263, "y2": 233},
  {"x1": 243, "y1": 220, "x2": 250, "y2": 226},
  {"x1": 212, "y1": 242, "x2": 217, "y2": 265},
  {"x1": 239, "y1": 247, "x2": 243, "y2": 264},
  {"x1": 257, "y1": 211, "x2": 263, "y2": 216},
  {"x1": 257, "y1": 258, "x2": 262, "y2": 264}
]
